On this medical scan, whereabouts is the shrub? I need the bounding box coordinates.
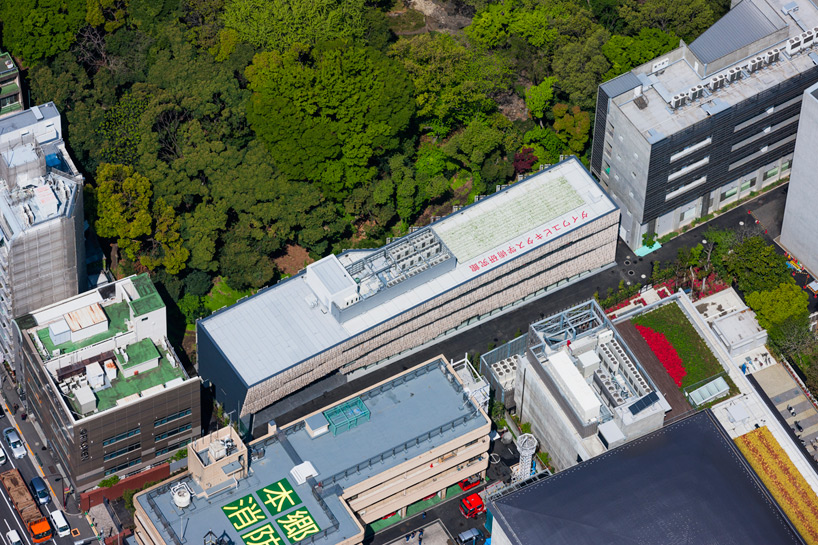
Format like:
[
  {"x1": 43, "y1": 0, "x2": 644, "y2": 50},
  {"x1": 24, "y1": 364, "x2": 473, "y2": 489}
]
[{"x1": 98, "y1": 475, "x2": 120, "y2": 488}]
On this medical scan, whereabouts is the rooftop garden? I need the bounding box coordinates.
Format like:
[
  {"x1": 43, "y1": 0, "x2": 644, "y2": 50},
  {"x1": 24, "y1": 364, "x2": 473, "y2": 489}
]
[
  {"x1": 735, "y1": 427, "x2": 818, "y2": 544},
  {"x1": 631, "y1": 302, "x2": 722, "y2": 388},
  {"x1": 66, "y1": 354, "x2": 186, "y2": 415}
]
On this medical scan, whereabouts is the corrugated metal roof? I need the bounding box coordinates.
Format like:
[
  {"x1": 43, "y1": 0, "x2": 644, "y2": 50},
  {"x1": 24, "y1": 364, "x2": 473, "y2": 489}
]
[
  {"x1": 599, "y1": 72, "x2": 642, "y2": 98},
  {"x1": 64, "y1": 302, "x2": 107, "y2": 331},
  {"x1": 689, "y1": 0, "x2": 784, "y2": 65}
]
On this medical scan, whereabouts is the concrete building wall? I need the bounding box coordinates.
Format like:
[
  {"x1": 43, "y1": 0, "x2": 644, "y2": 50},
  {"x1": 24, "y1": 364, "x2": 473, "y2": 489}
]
[
  {"x1": 241, "y1": 213, "x2": 619, "y2": 416},
  {"x1": 598, "y1": 102, "x2": 653, "y2": 244},
  {"x1": 781, "y1": 83, "x2": 818, "y2": 274},
  {"x1": 488, "y1": 518, "x2": 513, "y2": 545},
  {"x1": 515, "y1": 352, "x2": 592, "y2": 470}
]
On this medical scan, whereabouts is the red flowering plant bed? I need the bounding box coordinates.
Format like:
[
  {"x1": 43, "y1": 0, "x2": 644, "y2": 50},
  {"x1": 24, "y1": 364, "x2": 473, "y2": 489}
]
[
  {"x1": 634, "y1": 324, "x2": 687, "y2": 386},
  {"x1": 656, "y1": 288, "x2": 670, "y2": 299}
]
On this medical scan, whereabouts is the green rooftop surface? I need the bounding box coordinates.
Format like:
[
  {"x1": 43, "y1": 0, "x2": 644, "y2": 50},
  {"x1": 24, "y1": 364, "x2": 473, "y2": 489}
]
[
  {"x1": 433, "y1": 176, "x2": 584, "y2": 262},
  {"x1": 68, "y1": 355, "x2": 186, "y2": 414},
  {"x1": 36, "y1": 301, "x2": 130, "y2": 356},
  {"x1": 129, "y1": 274, "x2": 165, "y2": 316},
  {"x1": 116, "y1": 338, "x2": 160, "y2": 369}
]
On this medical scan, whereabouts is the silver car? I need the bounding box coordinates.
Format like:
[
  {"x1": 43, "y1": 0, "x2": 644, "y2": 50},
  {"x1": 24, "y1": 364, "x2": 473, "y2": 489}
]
[{"x1": 3, "y1": 427, "x2": 26, "y2": 459}]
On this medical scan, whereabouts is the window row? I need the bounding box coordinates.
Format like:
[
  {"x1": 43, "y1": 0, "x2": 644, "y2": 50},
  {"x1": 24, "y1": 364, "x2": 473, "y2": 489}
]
[
  {"x1": 105, "y1": 458, "x2": 141, "y2": 476},
  {"x1": 156, "y1": 423, "x2": 192, "y2": 442},
  {"x1": 102, "y1": 427, "x2": 140, "y2": 446},
  {"x1": 104, "y1": 442, "x2": 141, "y2": 461},
  {"x1": 155, "y1": 408, "x2": 192, "y2": 428},
  {"x1": 156, "y1": 439, "x2": 192, "y2": 457}
]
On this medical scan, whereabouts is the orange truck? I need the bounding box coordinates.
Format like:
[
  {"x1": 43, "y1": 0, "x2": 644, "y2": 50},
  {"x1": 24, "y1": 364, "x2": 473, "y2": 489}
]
[{"x1": 0, "y1": 469, "x2": 52, "y2": 543}]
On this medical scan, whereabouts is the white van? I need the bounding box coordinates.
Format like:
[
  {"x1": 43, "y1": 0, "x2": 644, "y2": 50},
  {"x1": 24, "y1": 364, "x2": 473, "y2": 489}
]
[
  {"x1": 49, "y1": 509, "x2": 70, "y2": 537},
  {"x1": 5, "y1": 529, "x2": 22, "y2": 545}
]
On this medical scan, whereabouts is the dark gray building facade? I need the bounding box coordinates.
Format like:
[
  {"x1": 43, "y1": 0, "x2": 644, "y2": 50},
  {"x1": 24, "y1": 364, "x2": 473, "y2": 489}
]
[{"x1": 591, "y1": 0, "x2": 818, "y2": 249}]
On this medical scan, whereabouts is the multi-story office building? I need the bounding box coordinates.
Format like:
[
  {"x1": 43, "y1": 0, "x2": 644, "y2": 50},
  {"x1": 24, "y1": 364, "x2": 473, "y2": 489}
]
[
  {"x1": 482, "y1": 300, "x2": 670, "y2": 470},
  {"x1": 16, "y1": 274, "x2": 200, "y2": 491},
  {"x1": 0, "y1": 52, "x2": 23, "y2": 117},
  {"x1": 590, "y1": 0, "x2": 818, "y2": 249},
  {"x1": 0, "y1": 103, "x2": 85, "y2": 372},
  {"x1": 198, "y1": 157, "x2": 619, "y2": 426},
  {"x1": 134, "y1": 356, "x2": 491, "y2": 545},
  {"x1": 781, "y1": 81, "x2": 818, "y2": 274}
]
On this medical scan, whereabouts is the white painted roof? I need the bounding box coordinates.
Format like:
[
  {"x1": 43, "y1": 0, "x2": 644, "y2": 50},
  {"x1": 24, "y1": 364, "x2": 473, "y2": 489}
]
[
  {"x1": 200, "y1": 158, "x2": 618, "y2": 386},
  {"x1": 548, "y1": 351, "x2": 601, "y2": 422}
]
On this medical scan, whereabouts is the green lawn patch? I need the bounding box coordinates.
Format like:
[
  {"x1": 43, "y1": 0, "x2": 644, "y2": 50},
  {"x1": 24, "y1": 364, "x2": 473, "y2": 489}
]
[
  {"x1": 632, "y1": 302, "x2": 723, "y2": 388},
  {"x1": 203, "y1": 279, "x2": 252, "y2": 313}
]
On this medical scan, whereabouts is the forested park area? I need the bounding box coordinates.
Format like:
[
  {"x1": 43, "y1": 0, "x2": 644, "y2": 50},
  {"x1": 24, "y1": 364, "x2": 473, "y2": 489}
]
[{"x1": 1, "y1": 0, "x2": 730, "y2": 319}]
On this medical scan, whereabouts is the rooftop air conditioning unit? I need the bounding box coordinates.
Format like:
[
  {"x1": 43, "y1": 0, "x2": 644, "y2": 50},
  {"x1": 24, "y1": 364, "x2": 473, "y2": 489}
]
[
  {"x1": 788, "y1": 37, "x2": 802, "y2": 55},
  {"x1": 766, "y1": 49, "x2": 780, "y2": 64},
  {"x1": 756, "y1": 56, "x2": 765, "y2": 69},
  {"x1": 709, "y1": 77, "x2": 723, "y2": 90},
  {"x1": 803, "y1": 30, "x2": 814, "y2": 47},
  {"x1": 728, "y1": 68, "x2": 740, "y2": 82},
  {"x1": 688, "y1": 88, "x2": 698, "y2": 101},
  {"x1": 3, "y1": 60, "x2": 12, "y2": 70}
]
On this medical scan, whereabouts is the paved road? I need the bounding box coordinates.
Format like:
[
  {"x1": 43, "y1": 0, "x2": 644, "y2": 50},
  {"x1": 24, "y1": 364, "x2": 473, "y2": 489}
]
[
  {"x1": 257, "y1": 185, "x2": 793, "y2": 435},
  {"x1": 0, "y1": 417, "x2": 77, "y2": 545},
  {"x1": 0, "y1": 377, "x2": 95, "y2": 544}
]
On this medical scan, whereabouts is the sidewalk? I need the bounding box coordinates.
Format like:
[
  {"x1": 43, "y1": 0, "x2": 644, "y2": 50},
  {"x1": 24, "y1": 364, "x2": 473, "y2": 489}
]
[{"x1": 0, "y1": 370, "x2": 96, "y2": 540}]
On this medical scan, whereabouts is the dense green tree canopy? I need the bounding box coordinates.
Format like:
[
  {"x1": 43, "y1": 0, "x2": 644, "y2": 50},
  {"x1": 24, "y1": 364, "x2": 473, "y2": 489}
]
[
  {"x1": 246, "y1": 41, "x2": 415, "y2": 200},
  {"x1": 602, "y1": 28, "x2": 678, "y2": 80},
  {"x1": 0, "y1": 0, "x2": 86, "y2": 64},
  {"x1": 618, "y1": 0, "x2": 716, "y2": 42},
  {"x1": 746, "y1": 282, "x2": 810, "y2": 331},
  {"x1": 222, "y1": 0, "x2": 367, "y2": 52},
  {"x1": 390, "y1": 33, "x2": 510, "y2": 134},
  {"x1": 725, "y1": 237, "x2": 791, "y2": 294}
]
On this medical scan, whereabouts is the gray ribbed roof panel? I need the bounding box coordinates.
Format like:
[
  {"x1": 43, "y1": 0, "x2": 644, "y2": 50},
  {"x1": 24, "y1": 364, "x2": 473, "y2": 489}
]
[
  {"x1": 599, "y1": 72, "x2": 642, "y2": 98},
  {"x1": 689, "y1": 0, "x2": 785, "y2": 65}
]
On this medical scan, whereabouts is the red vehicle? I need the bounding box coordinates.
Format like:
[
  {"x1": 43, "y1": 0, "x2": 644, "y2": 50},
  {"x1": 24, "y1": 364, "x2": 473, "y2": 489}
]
[
  {"x1": 458, "y1": 475, "x2": 482, "y2": 492},
  {"x1": 459, "y1": 493, "x2": 486, "y2": 518},
  {"x1": 381, "y1": 511, "x2": 398, "y2": 520}
]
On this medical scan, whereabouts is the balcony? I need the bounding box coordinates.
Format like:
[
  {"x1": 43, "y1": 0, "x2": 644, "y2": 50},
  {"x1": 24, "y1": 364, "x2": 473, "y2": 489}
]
[
  {"x1": 0, "y1": 83, "x2": 18, "y2": 97},
  {"x1": 0, "y1": 102, "x2": 21, "y2": 115}
]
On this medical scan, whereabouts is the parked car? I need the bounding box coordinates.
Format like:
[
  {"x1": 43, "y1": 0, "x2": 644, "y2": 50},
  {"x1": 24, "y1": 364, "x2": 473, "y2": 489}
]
[
  {"x1": 3, "y1": 428, "x2": 25, "y2": 459},
  {"x1": 456, "y1": 528, "x2": 484, "y2": 544},
  {"x1": 5, "y1": 529, "x2": 23, "y2": 545},
  {"x1": 49, "y1": 510, "x2": 70, "y2": 537},
  {"x1": 458, "y1": 475, "x2": 482, "y2": 492},
  {"x1": 0, "y1": 445, "x2": 6, "y2": 465},
  {"x1": 29, "y1": 476, "x2": 50, "y2": 505}
]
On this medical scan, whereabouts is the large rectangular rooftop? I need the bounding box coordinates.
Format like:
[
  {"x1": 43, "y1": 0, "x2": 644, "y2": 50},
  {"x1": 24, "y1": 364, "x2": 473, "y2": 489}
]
[
  {"x1": 200, "y1": 157, "x2": 617, "y2": 387},
  {"x1": 489, "y1": 410, "x2": 806, "y2": 545},
  {"x1": 137, "y1": 357, "x2": 490, "y2": 545},
  {"x1": 608, "y1": 0, "x2": 818, "y2": 140}
]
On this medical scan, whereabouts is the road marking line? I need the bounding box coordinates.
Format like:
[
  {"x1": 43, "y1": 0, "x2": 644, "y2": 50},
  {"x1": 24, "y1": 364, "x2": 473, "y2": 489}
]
[{"x1": 0, "y1": 492, "x2": 32, "y2": 545}]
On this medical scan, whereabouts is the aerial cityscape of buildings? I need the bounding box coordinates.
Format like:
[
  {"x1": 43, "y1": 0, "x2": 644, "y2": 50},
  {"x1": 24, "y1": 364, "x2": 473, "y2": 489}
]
[{"x1": 1, "y1": 0, "x2": 818, "y2": 544}]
